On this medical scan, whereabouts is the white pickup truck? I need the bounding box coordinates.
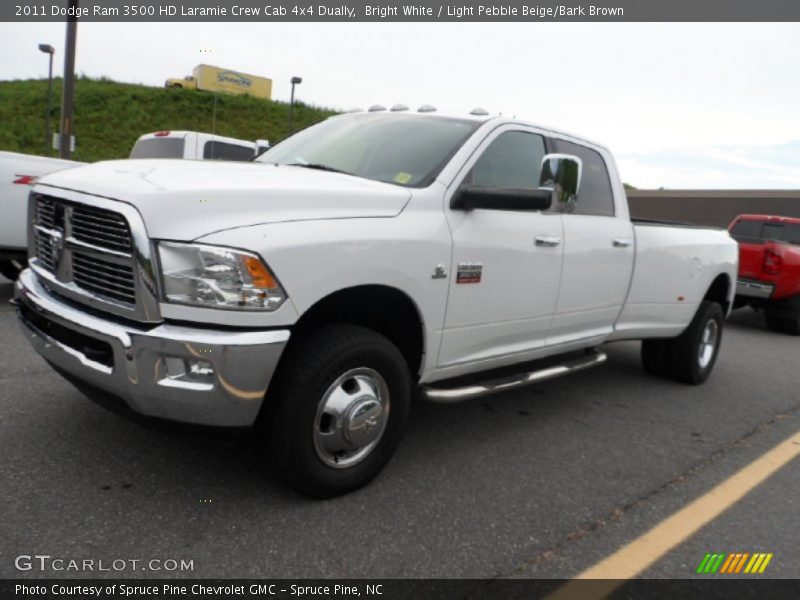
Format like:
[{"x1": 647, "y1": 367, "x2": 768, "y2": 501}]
[
  {"x1": 15, "y1": 110, "x2": 738, "y2": 497},
  {"x1": 0, "y1": 132, "x2": 269, "y2": 281},
  {"x1": 0, "y1": 151, "x2": 83, "y2": 280},
  {"x1": 129, "y1": 130, "x2": 269, "y2": 161}
]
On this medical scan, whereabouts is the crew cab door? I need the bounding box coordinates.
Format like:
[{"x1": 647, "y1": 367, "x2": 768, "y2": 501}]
[
  {"x1": 545, "y1": 138, "x2": 635, "y2": 345},
  {"x1": 438, "y1": 127, "x2": 564, "y2": 369}
]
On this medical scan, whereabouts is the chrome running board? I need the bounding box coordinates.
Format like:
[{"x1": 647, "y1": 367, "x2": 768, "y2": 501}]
[{"x1": 421, "y1": 349, "x2": 607, "y2": 403}]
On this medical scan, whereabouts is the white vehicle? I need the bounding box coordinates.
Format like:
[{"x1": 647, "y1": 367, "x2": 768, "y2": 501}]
[
  {"x1": 130, "y1": 131, "x2": 268, "y2": 161},
  {"x1": 15, "y1": 110, "x2": 737, "y2": 497},
  {"x1": 0, "y1": 133, "x2": 268, "y2": 281},
  {"x1": 0, "y1": 151, "x2": 83, "y2": 280}
]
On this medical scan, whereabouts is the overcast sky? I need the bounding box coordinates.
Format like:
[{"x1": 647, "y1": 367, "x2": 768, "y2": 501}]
[{"x1": 1, "y1": 22, "x2": 799, "y2": 189}]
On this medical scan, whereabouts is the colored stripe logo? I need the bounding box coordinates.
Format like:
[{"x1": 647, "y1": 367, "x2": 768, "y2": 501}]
[{"x1": 696, "y1": 552, "x2": 773, "y2": 574}]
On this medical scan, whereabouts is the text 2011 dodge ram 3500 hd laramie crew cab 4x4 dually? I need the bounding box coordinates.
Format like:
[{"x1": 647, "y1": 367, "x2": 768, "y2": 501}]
[{"x1": 15, "y1": 111, "x2": 738, "y2": 497}]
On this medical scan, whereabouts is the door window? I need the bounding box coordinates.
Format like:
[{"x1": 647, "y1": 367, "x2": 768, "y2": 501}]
[
  {"x1": 468, "y1": 131, "x2": 546, "y2": 189},
  {"x1": 550, "y1": 139, "x2": 615, "y2": 216}
]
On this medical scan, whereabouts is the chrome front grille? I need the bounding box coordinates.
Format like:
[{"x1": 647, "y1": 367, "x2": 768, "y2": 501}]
[
  {"x1": 34, "y1": 198, "x2": 60, "y2": 274},
  {"x1": 35, "y1": 228, "x2": 57, "y2": 272},
  {"x1": 71, "y1": 205, "x2": 132, "y2": 252},
  {"x1": 72, "y1": 253, "x2": 136, "y2": 305},
  {"x1": 36, "y1": 196, "x2": 58, "y2": 229},
  {"x1": 29, "y1": 190, "x2": 160, "y2": 322}
]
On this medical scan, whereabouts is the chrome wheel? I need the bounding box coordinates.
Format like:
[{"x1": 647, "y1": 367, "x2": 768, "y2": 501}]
[
  {"x1": 313, "y1": 367, "x2": 390, "y2": 469},
  {"x1": 697, "y1": 319, "x2": 719, "y2": 370}
]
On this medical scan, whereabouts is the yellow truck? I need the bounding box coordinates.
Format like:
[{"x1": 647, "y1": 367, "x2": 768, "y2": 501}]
[{"x1": 165, "y1": 64, "x2": 272, "y2": 100}]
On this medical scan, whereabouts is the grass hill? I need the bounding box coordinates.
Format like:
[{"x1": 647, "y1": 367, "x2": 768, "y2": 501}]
[{"x1": 0, "y1": 77, "x2": 338, "y2": 162}]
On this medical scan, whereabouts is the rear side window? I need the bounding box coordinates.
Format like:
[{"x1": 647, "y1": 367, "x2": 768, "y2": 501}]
[
  {"x1": 203, "y1": 141, "x2": 254, "y2": 161},
  {"x1": 551, "y1": 139, "x2": 615, "y2": 216},
  {"x1": 130, "y1": 138, "x2": 185, "y2": 159},
  {"x1": 468, "y1": 131, "x2": 546, "y2": 188},
  {"x1": 763, "y1": 223, "x2": 800, "y2": 245},
  {"x1": 731, "y1": 220, "x2": 800, "y2": 245},
  {"x1": 731, "y1": 220, "x2": 764, "y2": 243}
]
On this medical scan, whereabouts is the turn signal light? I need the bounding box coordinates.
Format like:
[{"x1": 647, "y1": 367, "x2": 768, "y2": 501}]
[{"x1": 243, "y1": 255, "x2": 279, "y2": 290}]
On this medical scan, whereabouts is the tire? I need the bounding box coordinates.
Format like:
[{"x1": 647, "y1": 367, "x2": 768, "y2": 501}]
[
  {"x1": 259, "y1": 324, "x2": 411, "y2": 498},
  {"x1": 641, "y1": 339, "x2": 671, "y2": 378},
  {"x1": 667, "y1": 300, "x2": 724, "y2": 385},
  {"x1": 0, "y1": 258, "x2": 26, "y2": 281}
]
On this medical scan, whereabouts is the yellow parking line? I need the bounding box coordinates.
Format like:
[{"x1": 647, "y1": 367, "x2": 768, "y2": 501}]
[{"x1": 548, "y1": 429, "x2": 800, "y2": 599}]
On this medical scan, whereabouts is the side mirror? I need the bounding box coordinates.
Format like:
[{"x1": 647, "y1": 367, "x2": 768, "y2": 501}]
[
  {"x1": 451, "y1": 186, "x2": 553, "y2": 212},
  {"x1": 539, "y1": 154, "x2": 582, "y2": 211}
]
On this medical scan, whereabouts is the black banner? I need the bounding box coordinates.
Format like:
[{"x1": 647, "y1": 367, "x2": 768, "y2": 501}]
[
  {"x1": 4, "y1": 0, "x2": 800, "y2": 22},
  {"x1": 3, "y1": 579, "x2": 800, "y2": 600}
]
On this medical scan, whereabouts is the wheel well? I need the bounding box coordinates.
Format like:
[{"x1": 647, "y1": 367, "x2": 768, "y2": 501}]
[
  {"x1": 704, "y1": 274, "x2": 731, "y2": 313},
  {"x1": 291, "y1": 286, "x2": 425, "y2": 380}
]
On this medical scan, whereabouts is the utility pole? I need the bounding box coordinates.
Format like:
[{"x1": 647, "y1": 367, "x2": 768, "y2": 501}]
[
  {"x1": 59, "y1": 0, "x2": 78, "y2": 159},
  {"x1": 288, "y1": 76, "x2": 302, "y2": 135}
]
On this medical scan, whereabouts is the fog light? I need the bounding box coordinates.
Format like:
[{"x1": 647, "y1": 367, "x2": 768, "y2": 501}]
[
  {"x1": 159, "y1": 357, "x2": 215, "y2": 390},
  {"x1": 189, "y1": 361, "x2": 214, "y2": 378}
]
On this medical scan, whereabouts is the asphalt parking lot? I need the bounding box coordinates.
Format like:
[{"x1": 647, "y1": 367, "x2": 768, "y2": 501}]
[{"x1": 1, "y1": 273, "x2": 798, "y2": 581}]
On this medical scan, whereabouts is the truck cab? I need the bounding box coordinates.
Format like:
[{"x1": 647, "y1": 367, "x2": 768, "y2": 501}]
[
  {"x1": 164, "y1": 75, "x2": 197, "y2": 90},
  {"x1": 129, "y1": 131, "x2": 258, "y2": 161}
]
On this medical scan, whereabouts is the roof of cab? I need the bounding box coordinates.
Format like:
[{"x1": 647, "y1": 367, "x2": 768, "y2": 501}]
[{"x1": 332, "y1": 108, "x2": 610, "y2": 152}]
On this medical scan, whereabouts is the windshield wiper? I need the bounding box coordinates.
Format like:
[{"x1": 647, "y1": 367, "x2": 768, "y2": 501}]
[{"x1": 285, "y1": 162, "x2": 354, "y2": 176}]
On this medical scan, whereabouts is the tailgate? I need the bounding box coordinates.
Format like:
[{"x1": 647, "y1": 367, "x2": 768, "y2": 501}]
[{"x1": 737, "y1": 241, "x2": 766, "y2": 280}]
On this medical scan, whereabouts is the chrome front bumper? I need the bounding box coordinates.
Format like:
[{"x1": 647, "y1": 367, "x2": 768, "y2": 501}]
[
  {"x1": 736, "y1": 278, "x2": 774, "y2": 300},
  {"x1": 15, "y1": 269, "x2": 290, "y2": 427}
]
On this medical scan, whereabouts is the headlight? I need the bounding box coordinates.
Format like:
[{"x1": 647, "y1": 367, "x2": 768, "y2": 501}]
[{"x1": 157, "y1": 242, "x2": 286, "y2": 311}]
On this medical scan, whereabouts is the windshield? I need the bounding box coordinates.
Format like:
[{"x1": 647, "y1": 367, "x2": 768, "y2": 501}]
[
  {"x1": 256, "y1": 114, "x2": 482, "y2": 187},
  {"x1": 130, "y1": 137, "x2": 185, "y2": 159}
]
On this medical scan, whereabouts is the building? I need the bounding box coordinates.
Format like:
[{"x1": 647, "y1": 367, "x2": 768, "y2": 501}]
[{"x1": 627, "y1": 190, "x2": 800, "y2": 228}]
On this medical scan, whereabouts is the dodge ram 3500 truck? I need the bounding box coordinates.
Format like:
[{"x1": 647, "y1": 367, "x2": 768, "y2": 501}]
[{"x1": 15, "y1": 110, "x2": 738, "y2": 497}]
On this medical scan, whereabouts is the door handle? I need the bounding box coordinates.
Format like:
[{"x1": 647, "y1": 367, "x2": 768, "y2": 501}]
[
  {"x1": 535, "y1": 235, "x2": 562, "y2": 247},
  {"x1": 612, "y1": 238, "x2": 633, "y2": 248}
]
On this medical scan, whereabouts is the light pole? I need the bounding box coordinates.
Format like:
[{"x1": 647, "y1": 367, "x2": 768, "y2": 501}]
[
  {"x1": 288, "y1": 76, "x2": 302, "y2": 135},
  {"x1": 59, "y1": 0, "x2": 79, "y2": 159},
  {"x1": 38, "y1": 43, "x2": 55, "y2": 156}
]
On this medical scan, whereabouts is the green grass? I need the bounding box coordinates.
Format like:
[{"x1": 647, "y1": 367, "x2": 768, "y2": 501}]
[{"x1": 0, "y1": 76, "x2": 338, "y2": 162}]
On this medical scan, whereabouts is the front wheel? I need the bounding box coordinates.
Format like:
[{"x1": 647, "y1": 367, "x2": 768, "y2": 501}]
[{"x1": 259, "y1": 325, "x2": 411, "y2": 498}]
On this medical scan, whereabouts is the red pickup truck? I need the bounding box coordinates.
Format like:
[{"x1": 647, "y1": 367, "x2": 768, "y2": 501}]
[{"x1": 729, "y1": 214, "x2": 800, "y2": 335}]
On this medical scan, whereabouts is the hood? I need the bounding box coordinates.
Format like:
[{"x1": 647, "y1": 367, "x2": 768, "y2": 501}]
[{"x1": 36, "y1": 159, "x2": 411, "y2": 240}]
